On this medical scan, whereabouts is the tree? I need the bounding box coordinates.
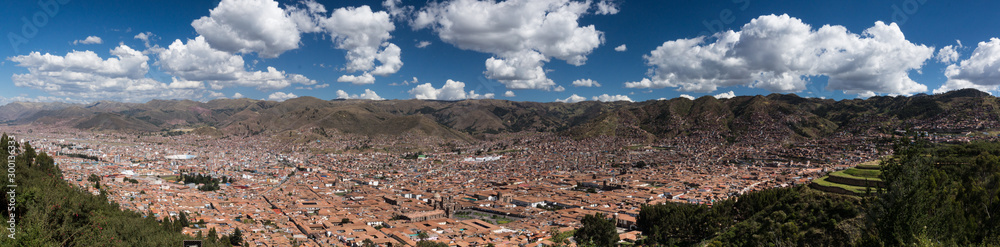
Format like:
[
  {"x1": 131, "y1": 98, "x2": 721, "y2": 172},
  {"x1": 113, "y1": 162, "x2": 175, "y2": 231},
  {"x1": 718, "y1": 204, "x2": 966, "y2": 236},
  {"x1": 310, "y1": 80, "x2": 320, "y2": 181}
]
[
  {"x1": 864, "y1": 139, "x2": 1000, "y2": 246},
  {"x1": 417, "y1": 231, "x2": 429, "y2": 241},
  {"x1": 23, "y1": 142, "x2": 35, "y2": 165},
  {"x1": 178, "y1": 212, "x2": 190, "y2": 228},
  {"x1": 0, "y1": 137, "x2": 232, "y2": 247},
  {"x1": 229, "y1": 228, "x2": 243, "y2": 246},
  {"x1": 549, "y1": 227, "x2": 570, "y2": 246},
  {"x1": 574, "y1": 213, "x2": 619, "y2": 246},
  {"x1": 208, "y1": 227, "x2": 219, "y2": 242},
  {"x1": 362, "y1": 238, "x2": 376, "y2": 247},
  {"x1": 88, "y1": 174, "x2": 101, "y2": 183},
  {"x1": 416, "y1": 240, "x2": 447, "y2": 247}
]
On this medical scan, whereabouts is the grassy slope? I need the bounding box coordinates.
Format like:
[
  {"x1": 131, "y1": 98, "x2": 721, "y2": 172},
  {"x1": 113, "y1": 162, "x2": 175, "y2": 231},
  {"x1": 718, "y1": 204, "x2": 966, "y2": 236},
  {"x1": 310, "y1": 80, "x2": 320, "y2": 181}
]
[{"x1": 811, "y1": 176, "x2": 871, "y2": 194}]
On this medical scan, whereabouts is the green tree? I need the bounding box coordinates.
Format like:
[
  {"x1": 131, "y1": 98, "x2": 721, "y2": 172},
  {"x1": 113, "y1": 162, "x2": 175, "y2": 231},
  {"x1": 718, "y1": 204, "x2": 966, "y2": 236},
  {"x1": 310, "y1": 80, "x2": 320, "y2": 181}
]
[
  {"x1": 548, "y1": 227, "x2": 571, "y2": 246},
  {"x1": 22, "y1": 142, "x2": 35, "y2": 166},
  {"x1": 362, "y1": 238, "x2": 376, "y2": 247},
  {"x1": 178, "y1": 212, "x2": 190, "y2": 228},
  {"x1": 208, "y1": 227, "x2": 219, "y2": 242},
  {"x1": 416, "y1": 240, "x2": 447, "y2": 247},
  {"x1": 574, "y1": 213, "x2": 619, "y2": 246},
  {"x1": 864, "y1": 139, "x2": 1000, "y2": 246},
  {"x1": 229, "y1": 228, "x2": 243, "y2": 246},
  {"x1": 0, "y1": 137, "x2": 229, "y2": 247}
]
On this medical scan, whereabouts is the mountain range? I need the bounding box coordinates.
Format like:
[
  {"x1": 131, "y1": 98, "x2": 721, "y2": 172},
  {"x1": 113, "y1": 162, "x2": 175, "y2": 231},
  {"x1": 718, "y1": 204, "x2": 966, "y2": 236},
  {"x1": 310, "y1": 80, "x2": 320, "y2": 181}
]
[{"x1": 2, "y1": 89, "x2": 996, "y2": 143}]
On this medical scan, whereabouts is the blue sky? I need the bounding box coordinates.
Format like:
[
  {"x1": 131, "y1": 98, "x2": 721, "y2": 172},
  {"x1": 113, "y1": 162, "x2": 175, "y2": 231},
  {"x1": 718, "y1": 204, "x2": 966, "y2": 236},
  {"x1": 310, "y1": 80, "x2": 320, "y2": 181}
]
[{"x1": 2, "y1": 0, "x2": 1000, "y2": 104}]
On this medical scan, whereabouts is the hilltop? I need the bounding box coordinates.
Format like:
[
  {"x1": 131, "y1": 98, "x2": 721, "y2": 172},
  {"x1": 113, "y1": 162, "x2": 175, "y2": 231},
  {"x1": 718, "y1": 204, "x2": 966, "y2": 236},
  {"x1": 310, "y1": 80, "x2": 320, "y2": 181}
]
[{"x1": 1, "y1": 89, "x2": 997, "y2": 142}]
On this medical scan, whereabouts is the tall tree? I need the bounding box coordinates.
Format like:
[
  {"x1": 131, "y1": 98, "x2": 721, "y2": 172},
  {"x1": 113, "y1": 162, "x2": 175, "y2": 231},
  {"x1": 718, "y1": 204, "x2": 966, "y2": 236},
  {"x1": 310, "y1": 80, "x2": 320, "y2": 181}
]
[
  {"x1": 178, "y1": 212, "x2": 190, "y2": 228},
  {"x1": 574, "y1": 213, "x2": 619, "y2": 246},
  {"x1": 22, "y1": 142, "x2": 35, "y2": 166},
  {"x1": 208, "y1": 227, "x2": 218, "y2": 242},
  {"x1": 229, "y1": 228, "x2": 243, "y2": 246}
]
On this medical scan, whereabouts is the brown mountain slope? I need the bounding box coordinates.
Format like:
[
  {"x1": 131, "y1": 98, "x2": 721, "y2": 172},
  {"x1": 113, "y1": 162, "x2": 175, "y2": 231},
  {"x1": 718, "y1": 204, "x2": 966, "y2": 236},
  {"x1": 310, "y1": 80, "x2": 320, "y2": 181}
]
[
  {"x1": 1, "y1": 89, "x2": 997, "y2": 142},
  {"x1": 0, "y1": 101, "x2": 78, "y2": 122}
]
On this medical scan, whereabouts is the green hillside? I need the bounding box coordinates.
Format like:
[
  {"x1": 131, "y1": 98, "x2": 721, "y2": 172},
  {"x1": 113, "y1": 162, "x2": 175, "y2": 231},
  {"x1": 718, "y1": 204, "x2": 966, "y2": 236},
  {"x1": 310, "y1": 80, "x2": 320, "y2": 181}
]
[
  {"x1": 0, "y1": 134, "x2": 231, "y2": 246},
  {"x1": 634, "y1": 138, "x2": 1000, "y2": 246}
]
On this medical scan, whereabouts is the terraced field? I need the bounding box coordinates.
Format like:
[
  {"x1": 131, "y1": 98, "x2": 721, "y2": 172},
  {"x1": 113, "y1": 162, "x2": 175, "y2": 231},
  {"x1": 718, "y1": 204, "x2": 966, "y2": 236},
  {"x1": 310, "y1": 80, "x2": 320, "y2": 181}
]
[
  {"x1": 855, "y1": 159, "x2": 882, "y2": 170},
  {"x1": 809, "y1": 162, "x2": 884, "y2": 196},
  {"x1": 810, "y1": 176, "x2": 872, "y2": 195},
  {"x1": 843, "y1": 168, "x2": 881, "y2": 178}
]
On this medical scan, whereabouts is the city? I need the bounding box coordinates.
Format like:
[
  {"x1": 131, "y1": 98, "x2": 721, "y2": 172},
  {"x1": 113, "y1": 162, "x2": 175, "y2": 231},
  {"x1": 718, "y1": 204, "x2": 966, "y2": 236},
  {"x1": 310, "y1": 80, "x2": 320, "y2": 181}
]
[
  {"x1": 3, "y1": 0, "x2": 1000, "y2": 245},
  {"x1": 4, "y1": 116, "x2": 994, "y2": 246}
]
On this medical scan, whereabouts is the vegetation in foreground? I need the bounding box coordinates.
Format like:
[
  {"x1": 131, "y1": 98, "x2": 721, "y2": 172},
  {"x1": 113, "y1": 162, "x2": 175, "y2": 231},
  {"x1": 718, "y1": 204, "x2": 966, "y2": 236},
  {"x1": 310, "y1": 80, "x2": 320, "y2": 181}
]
[
  {"x1": 573, "y1": 138, "x2": 1000, "y2": 246},
  {"x1": 0, "y1": 134, "x2": 234, "y2": 246}
]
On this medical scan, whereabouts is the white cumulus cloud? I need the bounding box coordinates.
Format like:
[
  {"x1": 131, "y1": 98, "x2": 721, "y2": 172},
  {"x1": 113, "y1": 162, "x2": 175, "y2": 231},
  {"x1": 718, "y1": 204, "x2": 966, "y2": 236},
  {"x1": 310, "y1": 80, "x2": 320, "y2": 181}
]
[
  {"x1": 7, "y1": 45, "x2": 208, "y2": 101},
  {"x1": 614, "y1": 44, "x2": 626, "y2": 52},
  {"x1": 133, "y1": 32, "x2": 158, "y2": 49},
  {"x1": 595, "y1": 0, "x2": 619, "y2": 15},
  {"x1": 233, "y1": 92, "x2": 245, "y2": 98},
  {"x1": 316, "y1": 5, "x2": 401, "y2": 77},
  {"x1": 336, "y1": 89, "x2": 385, "y2": 100},
  {"x1": 504, "y1": 90, "x2": 516, "y2": 97},
  {"x1": 156, "y1": 36, "x2": 316, "y2": 90},
  {"x1": 679, "y1": 94, "x2": 695, "y2": 100},
  {"x1": 572, "y1": 79, "x2": 601, "y2": 87},
  {"x1": 628, "y1": 14, "x2": 934, "y2": 97},
  {"x1": 408, "y1": 79, "x2": 484, "y2": 100},
  {"x1": 416, "y1": 41, "x2": 431, "y2": 48},
  {"x1": 936, "y1": 45, "x2": 961, "y2": 64},
  {"x1": 371, "y1": 43, "x2": 403, "y2": 76},
  {"x1": 713, "y1": 91, "x2": 736, "y2": 99},
  {"x1": 592, "y1": 94, "x2": 632, "y2": 102},
  {"x1": 414, "y1": 0, "x2": 604, "y2": 90},
  {"x1": 857, "y1": 91, "x2": 877, "y2": 98},
  {"x1": 208, "y1": 91, "x2": 226, "y2": 98},
  {"x1": 337, "y1": 73, "x2": 376, "y2": 85},
  {"x1": 935, "y1": 38, "x2": 1000, "y2": 94},
  {"x1": 157, "y1": 36, "x2": 245, "y2": 81},
  {"x1": 287, "y1": 0, "x2": 327, "y2": 33},
  {"x1": 267, "y1": 91, "x2": 297, "y2": 101},
  {"x1": 73, "y1": 36, "x2": 103, "y2": 45},
  {"x1": 468, "y1": 90, "x2": 495, "y2": 99},
  {"x1": 382, "y1": 0, "x2": 413, "y2": 20},
  {"x1": 192, "y1": 0, "x2": 301, "y2": 58},
  {"x1": 555, "y1": 94, "x2": 586, "y2": 103}
]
